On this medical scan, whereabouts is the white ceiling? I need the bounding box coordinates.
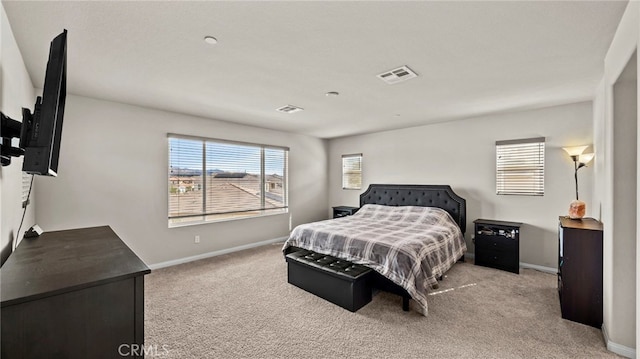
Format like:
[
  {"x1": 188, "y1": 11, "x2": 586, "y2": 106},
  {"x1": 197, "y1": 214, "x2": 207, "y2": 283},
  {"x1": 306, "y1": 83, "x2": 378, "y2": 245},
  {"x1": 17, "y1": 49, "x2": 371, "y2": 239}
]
[{"x1": 3, "y1": 1, "x2": 628, "y2": 139}]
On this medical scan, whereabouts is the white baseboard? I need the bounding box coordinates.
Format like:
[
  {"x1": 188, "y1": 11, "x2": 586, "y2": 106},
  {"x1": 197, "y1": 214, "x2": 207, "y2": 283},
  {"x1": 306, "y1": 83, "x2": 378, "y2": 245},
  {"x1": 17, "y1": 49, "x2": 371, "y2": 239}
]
[
  {"x1": 519, "y1": 262, "x2": 557, "y2": 274},
  {"x1": 148, "y1": 236, "x2": 287, "y2": 270},
  {"x1": 602, "y1": 322, "x2": 636, "y2": 358},
  {"x1": 464, "y1": 252, "x2": 557, "y2": 274}
]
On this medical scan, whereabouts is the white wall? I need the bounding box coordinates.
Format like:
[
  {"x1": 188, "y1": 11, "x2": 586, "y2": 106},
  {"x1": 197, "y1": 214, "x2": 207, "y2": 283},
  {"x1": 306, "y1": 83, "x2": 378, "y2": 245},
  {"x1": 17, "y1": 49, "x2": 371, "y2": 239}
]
[
  {"x1": 34, "y1": 95, "x2": 329, "y2": 265},
  {"x1": 0, "y1": 3, "x2": 36, "y2": 264},
  {"x1": 329, "y1": 102, "x2": 593, "y2": 269},
  {"x1": 612, "y1": 51, "x2": 637, "y2": 351},
  {"x1": 594, "y1": 1, "x2": 639, "y2": 355}
]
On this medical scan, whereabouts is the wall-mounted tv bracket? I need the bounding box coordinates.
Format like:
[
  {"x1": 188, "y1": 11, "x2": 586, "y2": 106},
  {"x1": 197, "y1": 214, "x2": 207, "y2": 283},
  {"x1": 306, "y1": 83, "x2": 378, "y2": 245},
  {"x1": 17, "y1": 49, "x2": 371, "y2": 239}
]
[{"x1": 1, "y1": 110, "x2": 31, "y2": 166}]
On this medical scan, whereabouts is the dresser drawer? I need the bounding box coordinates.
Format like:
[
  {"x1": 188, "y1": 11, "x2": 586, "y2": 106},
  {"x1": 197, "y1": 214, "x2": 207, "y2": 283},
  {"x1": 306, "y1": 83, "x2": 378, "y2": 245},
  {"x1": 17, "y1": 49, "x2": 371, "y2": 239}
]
[
  {"x1": 475, "y1": 234, "x2": 517, "y2": 252},
  {"x1": 557, "y1": 274, "x2": 563, "y2": 302}
]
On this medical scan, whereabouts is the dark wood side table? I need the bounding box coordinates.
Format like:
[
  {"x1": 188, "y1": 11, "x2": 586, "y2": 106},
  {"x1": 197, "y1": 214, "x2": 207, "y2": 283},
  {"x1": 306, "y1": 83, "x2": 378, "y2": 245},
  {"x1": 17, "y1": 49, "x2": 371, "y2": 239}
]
[
  {"x1": 558, "y1": 216, "x2": 603, "y2": 328},
  {"x1": 473, "y1": 219, "x2": 522, "y2": 274},
  {"x1": 332, "y1": 206, "x2": 359, "y2": 218},
  {"x1": 1, "y1": 226, "x2": 150, "y2": 359}
]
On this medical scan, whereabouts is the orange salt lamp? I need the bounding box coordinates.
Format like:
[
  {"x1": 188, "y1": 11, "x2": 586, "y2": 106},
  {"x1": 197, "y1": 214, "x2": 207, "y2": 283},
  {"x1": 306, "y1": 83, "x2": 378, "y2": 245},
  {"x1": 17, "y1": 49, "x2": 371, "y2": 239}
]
[{"x1": 568, "y1": 200, "x2": 586, "y2": 219}]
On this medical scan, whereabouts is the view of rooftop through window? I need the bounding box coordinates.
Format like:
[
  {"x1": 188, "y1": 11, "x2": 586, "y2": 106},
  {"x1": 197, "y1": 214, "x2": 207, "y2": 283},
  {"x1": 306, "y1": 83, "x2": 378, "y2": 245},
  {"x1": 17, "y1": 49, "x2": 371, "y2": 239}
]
[{"x1": 168, "y1": 136, "x2": 288, "y2": 226}]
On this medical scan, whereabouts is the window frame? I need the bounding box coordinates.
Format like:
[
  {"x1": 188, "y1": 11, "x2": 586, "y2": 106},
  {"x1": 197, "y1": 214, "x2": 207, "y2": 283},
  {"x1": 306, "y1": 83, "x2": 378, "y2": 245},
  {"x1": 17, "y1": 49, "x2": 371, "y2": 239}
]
[
  {"x1": 495, "y1": 137, "x2": 545, "y2": 196},
  {"x1": 168, "y1": 134, "x2": 289, "y2": 227},
  {"x1": 342, "y1": 153, "x2": 362, "y2": 190}
]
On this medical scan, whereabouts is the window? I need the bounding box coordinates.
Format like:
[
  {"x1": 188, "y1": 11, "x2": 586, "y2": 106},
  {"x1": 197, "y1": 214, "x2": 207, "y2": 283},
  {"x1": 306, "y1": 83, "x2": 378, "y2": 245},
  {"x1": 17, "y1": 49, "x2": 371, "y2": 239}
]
[
  {"x1": 342, "y1": 154, "x2": 362, "y2": 190},
  {"x1": 496, "y1": 137, "x2": 545, "y2": 196},
  {"x1": 168, "y1": 134, "x2": 288, "y2": 226}
]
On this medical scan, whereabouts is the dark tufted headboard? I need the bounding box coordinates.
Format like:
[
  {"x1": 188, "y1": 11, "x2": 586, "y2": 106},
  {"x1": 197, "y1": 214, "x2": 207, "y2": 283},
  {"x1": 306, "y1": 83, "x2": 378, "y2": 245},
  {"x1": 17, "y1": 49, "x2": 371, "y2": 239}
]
[{"x1": 359, "y1": 184, "x2": 466, "y2": 234}]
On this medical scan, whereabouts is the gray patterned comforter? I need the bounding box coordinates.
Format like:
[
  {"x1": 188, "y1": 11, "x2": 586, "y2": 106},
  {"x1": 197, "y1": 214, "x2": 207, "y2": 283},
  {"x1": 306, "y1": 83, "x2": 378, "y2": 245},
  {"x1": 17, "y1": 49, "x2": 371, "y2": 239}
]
[{"x1": 282, "y1": 204, "x2": 466, "y2": 315}]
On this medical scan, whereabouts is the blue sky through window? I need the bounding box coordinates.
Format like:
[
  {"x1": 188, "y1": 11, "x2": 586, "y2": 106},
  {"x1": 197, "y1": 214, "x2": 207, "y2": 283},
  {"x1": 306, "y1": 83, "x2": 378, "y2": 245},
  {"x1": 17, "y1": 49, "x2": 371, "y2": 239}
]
[{"x1": 169, "y1": 138, "x2": 285, "y2": 175}]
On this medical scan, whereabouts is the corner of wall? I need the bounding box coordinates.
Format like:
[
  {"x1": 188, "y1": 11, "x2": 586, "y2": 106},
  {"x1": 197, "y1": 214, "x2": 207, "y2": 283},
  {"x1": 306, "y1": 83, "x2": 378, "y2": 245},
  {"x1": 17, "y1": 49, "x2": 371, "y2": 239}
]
[
  {"x1": 0, "y1": 2, "x2": 36, "y2": 263},
  {"x1": 603, "y1": 322, "x2": 636, "y2": 358},
  {"x1": 599, "y1": 0, "x2": 639, "y2": 352}
]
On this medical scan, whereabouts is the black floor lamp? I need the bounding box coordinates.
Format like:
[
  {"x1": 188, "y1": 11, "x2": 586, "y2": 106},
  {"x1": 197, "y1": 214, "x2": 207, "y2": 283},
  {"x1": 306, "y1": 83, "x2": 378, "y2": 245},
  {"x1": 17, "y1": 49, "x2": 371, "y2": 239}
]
[{"x1": 562, "y1": 145, "x2": 594, "y2": 219}]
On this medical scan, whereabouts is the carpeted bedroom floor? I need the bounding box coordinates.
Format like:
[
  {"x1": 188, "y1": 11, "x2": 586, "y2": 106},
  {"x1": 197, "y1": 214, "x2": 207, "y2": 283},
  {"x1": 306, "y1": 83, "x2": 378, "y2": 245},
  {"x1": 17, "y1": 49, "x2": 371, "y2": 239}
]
[{"x1": 145, "y1": 243, "x2": 620, "y2": 358}]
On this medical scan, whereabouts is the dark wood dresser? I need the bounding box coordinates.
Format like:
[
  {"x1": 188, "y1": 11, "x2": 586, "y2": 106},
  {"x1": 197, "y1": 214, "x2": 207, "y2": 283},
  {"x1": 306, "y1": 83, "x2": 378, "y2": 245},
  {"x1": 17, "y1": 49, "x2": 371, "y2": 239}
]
[
  {"x1": 558, "y1": 217, "x2": 603, "y2": 328},
  {"x1": 1, "y1": 226, "x2": 150, "y2": 358}
]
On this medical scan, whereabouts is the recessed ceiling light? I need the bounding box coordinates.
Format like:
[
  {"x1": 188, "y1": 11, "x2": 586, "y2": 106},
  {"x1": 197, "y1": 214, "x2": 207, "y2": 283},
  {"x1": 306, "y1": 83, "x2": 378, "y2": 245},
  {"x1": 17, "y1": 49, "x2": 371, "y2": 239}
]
[
  {"x1": 204, "y1": 36, "x2": 218, "y2": 45},
  {"x1": 325, "y1": 91, "x2": 339, "y2": 97}
]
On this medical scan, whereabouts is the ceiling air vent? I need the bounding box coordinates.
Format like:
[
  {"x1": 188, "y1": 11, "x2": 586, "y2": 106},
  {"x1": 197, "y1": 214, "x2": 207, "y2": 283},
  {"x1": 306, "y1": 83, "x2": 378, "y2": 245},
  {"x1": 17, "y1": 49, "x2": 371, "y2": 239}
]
[
  {"x1": 377, "y1": 65, "x2": 418, "y2": 85},
  {"x1": 276, "y1": 105, "x2": 304, "y2": 113}
]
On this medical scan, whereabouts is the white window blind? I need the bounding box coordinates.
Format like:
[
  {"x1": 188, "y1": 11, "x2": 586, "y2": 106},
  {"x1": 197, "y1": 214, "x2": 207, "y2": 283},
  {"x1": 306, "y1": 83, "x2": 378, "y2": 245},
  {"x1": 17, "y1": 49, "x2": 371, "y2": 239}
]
[
  {"x1": 168, "y1": 135, "x2": 288, "y2": 226},
  {"x1": 342, "y1": 154, "x2": 362, "y2": 190},
  {"x1": 496, "y1": 137, "x2": 545, "y2": 196}
]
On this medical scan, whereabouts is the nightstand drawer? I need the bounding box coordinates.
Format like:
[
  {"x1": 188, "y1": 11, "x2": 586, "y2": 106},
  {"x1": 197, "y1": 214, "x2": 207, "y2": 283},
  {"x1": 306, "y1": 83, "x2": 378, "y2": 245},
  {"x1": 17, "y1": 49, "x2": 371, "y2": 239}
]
[
  {"x1": 475, "y1": 234, "x2": 517, "y2": 252},
  {"x1": 475, "y1": 250, "x2": 518, "y2": 271},
  {"x1": 332, "y1": 206, "x2": 358, "y2": 219}
]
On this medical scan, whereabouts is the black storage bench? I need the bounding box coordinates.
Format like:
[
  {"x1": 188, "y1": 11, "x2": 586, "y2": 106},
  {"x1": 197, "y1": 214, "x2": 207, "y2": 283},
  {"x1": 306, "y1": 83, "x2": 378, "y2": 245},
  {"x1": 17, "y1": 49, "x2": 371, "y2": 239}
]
[{"x1": 285, "y1": 249, "x2": 373, "y2": 312}]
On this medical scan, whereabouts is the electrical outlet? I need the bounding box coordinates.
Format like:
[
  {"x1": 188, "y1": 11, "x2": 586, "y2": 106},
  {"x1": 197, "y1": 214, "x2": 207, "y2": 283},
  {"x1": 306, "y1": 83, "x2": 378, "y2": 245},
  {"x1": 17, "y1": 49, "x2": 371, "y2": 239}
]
[{"x1": 195, "y1": 235, "x2": 200, "y2": 244}]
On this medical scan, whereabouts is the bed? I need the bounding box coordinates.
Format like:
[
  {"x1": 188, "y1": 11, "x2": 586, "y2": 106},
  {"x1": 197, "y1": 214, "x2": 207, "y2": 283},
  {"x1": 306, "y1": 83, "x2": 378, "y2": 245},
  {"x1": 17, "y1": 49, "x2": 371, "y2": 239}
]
[{"x1": 283, "y1": 184, "x2": 467, "y2": 315}]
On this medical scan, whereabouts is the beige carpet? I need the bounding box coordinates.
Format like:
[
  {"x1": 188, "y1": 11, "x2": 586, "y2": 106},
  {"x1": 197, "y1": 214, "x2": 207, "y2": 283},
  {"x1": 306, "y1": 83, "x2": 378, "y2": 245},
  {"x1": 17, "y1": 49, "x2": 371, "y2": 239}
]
[{"x1": 145, "y1": 243, "x2": 619, "y2": 358}]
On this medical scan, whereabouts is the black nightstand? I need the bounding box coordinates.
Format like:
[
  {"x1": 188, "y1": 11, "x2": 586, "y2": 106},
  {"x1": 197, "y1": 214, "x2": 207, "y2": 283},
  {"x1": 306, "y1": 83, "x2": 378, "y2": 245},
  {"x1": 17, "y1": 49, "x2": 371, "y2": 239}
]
[
  {"x1": 473, "y1": 219, "x2": 522, "y2": 274},
  {"x1": 332, "y1": 206, "x2": 359, "y2": 219}
]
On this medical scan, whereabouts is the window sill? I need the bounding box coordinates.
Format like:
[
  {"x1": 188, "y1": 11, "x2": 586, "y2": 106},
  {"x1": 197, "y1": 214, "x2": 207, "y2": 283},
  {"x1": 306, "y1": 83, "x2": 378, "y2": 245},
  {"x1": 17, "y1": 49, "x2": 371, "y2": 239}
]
[{"x1": 168, "y1": 208, "x2": 288, "y2": 228}]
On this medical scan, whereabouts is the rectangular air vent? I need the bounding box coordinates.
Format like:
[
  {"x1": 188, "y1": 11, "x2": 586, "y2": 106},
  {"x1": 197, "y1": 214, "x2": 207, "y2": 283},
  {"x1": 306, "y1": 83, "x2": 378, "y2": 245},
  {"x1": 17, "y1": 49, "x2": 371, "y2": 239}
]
[
  {"x1": 276, "y1": 105, "x2": 304, "y2": 113},
  {"x1": 377, "y1": 65, "x2": 418, "y2": 85}
]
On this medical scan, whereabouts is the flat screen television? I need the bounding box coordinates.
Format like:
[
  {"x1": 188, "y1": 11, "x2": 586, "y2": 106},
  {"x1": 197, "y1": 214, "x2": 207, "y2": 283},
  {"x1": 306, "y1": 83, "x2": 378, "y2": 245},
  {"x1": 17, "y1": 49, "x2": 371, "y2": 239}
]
[
  {"x1": 19, "y1": 29, "x2": 67, "y2": 176},
  {"x1": 0, "y1": 30, "x2": 68, "y2": 175}
]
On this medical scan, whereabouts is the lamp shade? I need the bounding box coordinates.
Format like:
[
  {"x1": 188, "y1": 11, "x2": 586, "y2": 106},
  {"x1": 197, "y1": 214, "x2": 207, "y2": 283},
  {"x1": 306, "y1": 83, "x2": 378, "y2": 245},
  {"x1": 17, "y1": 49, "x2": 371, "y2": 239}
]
[
  {"x1": 578, "y1": 153, "x2": 595, "y2": 165},
  {"x1": 562, "y1": 145, "x2": 589, "y2": 157}
]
